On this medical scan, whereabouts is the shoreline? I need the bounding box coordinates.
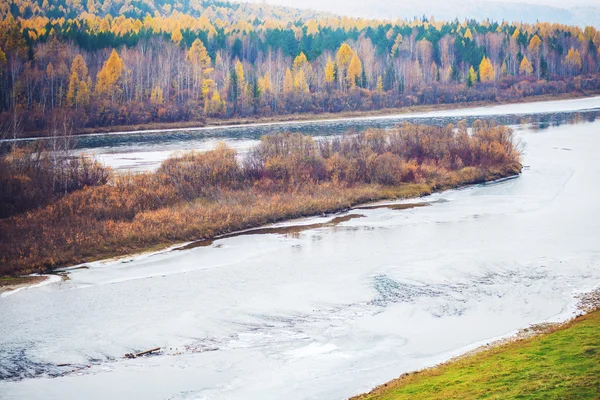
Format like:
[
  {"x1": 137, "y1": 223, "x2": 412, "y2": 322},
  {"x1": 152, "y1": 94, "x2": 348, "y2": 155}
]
[
  {"x1": 8, "y1": 91, "x2": 600, "y2": 141},
  {"x1": 1, "y1": 173, "x2": 519, "y2": 285},
  {"x1": 0, "y1": 275, "x2": 58, "y2": 297},
  {"x1": 350, "y1": 286, "x2": 600, "y2": 400}
]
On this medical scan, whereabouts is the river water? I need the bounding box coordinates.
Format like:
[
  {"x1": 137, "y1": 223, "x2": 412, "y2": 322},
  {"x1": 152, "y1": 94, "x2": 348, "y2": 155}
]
[{"x1": 1, "y1": 98, "x2": 600, "y2": 399}]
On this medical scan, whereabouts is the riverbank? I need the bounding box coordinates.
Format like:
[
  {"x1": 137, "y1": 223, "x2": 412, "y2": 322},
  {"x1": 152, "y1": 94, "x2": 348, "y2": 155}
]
[
  {"x1": 0, "y1": 276, "x2": 47, "y2": 294},
  {"x1": 352, "y1": 291, "x2": 600, "y2": 400},
  {"x1": 13, "y1": 90, "x2": 600, "y2": 139}
]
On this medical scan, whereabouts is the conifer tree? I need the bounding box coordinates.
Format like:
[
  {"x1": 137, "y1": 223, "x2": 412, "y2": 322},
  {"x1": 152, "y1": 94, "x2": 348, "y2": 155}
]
[
  {"x1": 347, "y1": 52, "x2": 362, "y2": 87},
  {"x1": 479, "y1": 57, "x2": 495, "y2": 82},
  {"x1": 96, "y1": 49, "x2": 123, "y2": 101}
]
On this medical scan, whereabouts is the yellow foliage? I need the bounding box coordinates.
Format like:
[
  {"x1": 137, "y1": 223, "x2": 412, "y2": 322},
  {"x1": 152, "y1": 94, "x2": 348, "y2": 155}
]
[
  {"x1": 347, "y1": 52, "x2": 362, "y2": 87},
  {"x1": 96, "y1": 49, "x2": 123, "y2": 96},
  {"x1": 294, "y1": 69, "x2": 309, "y2": 92},
  {"x1": 151, "y1": 86, "x2": 163, "y2": 104},
  {"x1": 565, "y1": 47, "x2": 582, "y2": 72},
  {"x1": 292, "y1": 52, "x2": 308, "y2": 71},
  {"x1": 235, "y1": 60, "x2": 245, "y2": 90},
  {"x1": 528, "y1": 35, "x2": 542, "y2": 57},
  {"x1": 306, "y1": 19, "x2": 319, "y2": 36},
  {"x1": 188, "y1": 38, "x2": 211, "y2": 68},
  {"x1": 519, "y1": 56, "x2": 533, "y2": 76},
  {"x1": 66, "y1": 71, "x2": 79, "y2": 106},
  {"x1": 71, "y1": 54, "x2": 88, "y2": 80},
  {"x1": 337, "y1": 43, "x2": 354, "y2": 66},
  {"x1": 171, "y1": 28, "x2": 183, "y2": 43},
  {"x1": 391, "y1": 33, "x2": 403, "y2": 57},
  {"x1": 325, "y1": 56, "x2": 336, "y2": 83},
  {"x1": 479, "y1": 56, "x2": 495, "y2": 82},
  {"x1": 258, "y1": 74, "x2": 272, "y2": 93}
]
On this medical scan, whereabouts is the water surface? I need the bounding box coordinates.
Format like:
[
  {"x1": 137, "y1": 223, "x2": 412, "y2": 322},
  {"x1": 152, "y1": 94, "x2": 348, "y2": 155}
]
[{"x1": 0, "y1": 100, "x2": 599, "y2": 399}]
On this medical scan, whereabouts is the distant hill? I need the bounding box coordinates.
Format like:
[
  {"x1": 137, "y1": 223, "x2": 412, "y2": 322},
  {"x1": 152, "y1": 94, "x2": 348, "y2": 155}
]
[{"x1": 246, "y1": 0, "x2": 600, "y2": 27}]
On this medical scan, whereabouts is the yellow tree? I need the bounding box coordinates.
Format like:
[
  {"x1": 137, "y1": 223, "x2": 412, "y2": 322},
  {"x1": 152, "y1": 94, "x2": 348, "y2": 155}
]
[
  {"x1": 292, "y1": 51, "x2": 312, "y2": 90},
  {"x1": 325, "y1": 56, "x2": 336, "y2": 83},
  {"x1": 188, "y1": 39, "x2": 211, "y2": 99},
  {"x1": 519, "y1": 56, "x2": 533, "y2": 76},
  {"x1": 96, "y1": 49, "x2": 123, "y2": 101},
  {"x1": 150, "y1": 86, "x2": 163, "y2": 104},
  {"x1": 528, "y1": 35, "x2": 542, "y2": 59},
  {"x1": 171, "y1": 29, "x2": 183, "y2": 44},
  {"x1": 391, "y1": 33, "x2": 403, "y2": 57},
  {"x1": 71, "y1": 55, "x2": 88, "y2": 81},
  {"x1": 336, "y1": 43, "x2": 354, "y2": 67},
  {"x1": 258, "y1": 74, "x2": 272, "y2": 94},
  {"x1": 376, "y1": 75, "x2": 383, "y2": 91},
  {"x1": 464, "y1": 28, "x2": 473, "y2": 40},
  {"x1": 234, "y1": 60, "x2": 246, "y2": 108},
  {"x1": 347, "y1": 52, "x2": 362, "y2": 87},
  {"x1": 76, "y1": 79, "x2": 90, "y2": 107},
  {"x1": 66, "y1": 71, "x2": 79, "y2": 106},
  {"x1": 188, "y1": 38, "x2": 211, "y2": 68},
  {"x1": 479, "y1": 56, "x2": 495, "y2": 82},
  {"x1": 294, "y1": 69, "x2": 309, "y2": 92},
  {"x1": 306, "y1": 20, "x2": 319, "y2": 36},
  {"x1": 292, "y1": 52, "x2": 308, "y2": 71},
  {"x1": 67, "y1": 54, "x2": 89, "y2": 108},
  {"x1": 564, "y1": 48, "x2": 582, "y2": 75}
]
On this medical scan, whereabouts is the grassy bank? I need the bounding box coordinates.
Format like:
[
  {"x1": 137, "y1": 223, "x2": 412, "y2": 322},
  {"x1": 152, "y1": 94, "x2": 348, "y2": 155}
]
[
  {"x1": 17, "y1": 90, "x2": 600, "y2": 139},
  {"x1": 352, "y1": 308, "x2": 600, "y2": 400},
  {"x1": 0, "y1": 122, "x2": 521, "y2": 276}
]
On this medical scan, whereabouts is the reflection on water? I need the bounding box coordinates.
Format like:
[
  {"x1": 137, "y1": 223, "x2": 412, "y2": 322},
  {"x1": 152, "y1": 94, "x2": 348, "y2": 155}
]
[
  {"x1": 1, "y1": 105, "x2": 599, "y2": 156},
  {"x1": 67, "y1": 109, "x2": 600, "y2": 151}
]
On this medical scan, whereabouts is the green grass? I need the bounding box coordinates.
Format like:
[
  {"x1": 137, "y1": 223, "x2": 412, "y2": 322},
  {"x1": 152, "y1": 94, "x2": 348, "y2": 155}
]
[{"x1": 354, "y1": 309, "x2": 600, "y2": 400}]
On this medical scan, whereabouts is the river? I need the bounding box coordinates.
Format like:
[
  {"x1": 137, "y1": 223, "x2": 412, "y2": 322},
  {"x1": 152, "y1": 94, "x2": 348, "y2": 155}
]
[{"x1": 0, "y1": 97, "x2": 600, "y2": 399}]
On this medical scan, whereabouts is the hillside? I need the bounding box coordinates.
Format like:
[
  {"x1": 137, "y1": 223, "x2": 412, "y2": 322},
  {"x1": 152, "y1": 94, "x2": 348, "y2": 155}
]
[
  {"x1": 0, "y1": 0, "x2": 599, "y2": 137},
  {"x1": 247, "y1": 0, "x2": 600, "y2": 28}
]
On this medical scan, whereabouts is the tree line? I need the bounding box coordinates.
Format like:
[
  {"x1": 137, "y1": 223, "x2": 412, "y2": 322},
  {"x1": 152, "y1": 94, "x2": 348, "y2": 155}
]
[{"x1": 0, "y1": 0, "x2": 599, "y2": 136}]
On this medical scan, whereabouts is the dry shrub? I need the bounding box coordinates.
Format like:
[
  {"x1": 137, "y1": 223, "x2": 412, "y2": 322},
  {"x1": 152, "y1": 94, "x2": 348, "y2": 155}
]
[
  {"x1": 0, "y1": 146, "x2": 111, "y2": 218},
  {"x1": 0, "y1": 122, "x2": 522, "y2": 275}
]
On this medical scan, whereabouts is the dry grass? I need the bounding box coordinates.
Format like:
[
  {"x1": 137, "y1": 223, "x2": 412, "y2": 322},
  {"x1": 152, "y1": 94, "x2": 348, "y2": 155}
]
[{"x1": 0, "y1": 122, "x2": 521, "y2": 275}]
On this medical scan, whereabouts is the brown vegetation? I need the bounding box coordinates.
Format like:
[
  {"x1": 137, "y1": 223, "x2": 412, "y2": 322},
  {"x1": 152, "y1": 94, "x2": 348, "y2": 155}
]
[{"x1": 0, "y1": 121, "x2": 521, "y2": 276}]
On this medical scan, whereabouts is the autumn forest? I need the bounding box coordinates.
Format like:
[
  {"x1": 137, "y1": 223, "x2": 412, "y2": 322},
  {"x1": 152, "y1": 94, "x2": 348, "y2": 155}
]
[{"x1": 0, "y1": 0, "x2": 600, "y2": 137}]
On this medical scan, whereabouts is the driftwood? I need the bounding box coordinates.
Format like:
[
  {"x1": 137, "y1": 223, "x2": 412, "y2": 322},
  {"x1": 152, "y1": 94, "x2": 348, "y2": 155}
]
[{"x1": 124, "y1": 347, "x2": 161, "y2": 359}]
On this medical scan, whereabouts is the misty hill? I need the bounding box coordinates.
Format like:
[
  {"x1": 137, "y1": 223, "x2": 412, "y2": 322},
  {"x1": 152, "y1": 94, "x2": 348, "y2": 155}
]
[{"x1": 247, "y1": 0, "x2": 600, "y2": 27}]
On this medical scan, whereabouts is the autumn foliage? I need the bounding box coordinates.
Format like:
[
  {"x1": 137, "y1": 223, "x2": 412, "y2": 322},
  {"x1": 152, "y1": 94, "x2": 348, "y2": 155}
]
[
  {"x1": 0, "y1": 122, "x2": 521, "y2": 275},
  {"x1": 1, "y1": 0, "x2": 600, "y2": 136}
]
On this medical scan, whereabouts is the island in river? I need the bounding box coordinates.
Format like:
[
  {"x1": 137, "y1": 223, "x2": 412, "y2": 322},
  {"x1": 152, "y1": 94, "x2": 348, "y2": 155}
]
[{"x1": 0, "y1": 120, "x2": 521, "y2": 276}]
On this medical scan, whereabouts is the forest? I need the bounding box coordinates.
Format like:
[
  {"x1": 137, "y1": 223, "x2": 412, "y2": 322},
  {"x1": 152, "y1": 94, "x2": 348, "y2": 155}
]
[{"x1": 0, "y1": 0, "x2": 599, "y2": 136}]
